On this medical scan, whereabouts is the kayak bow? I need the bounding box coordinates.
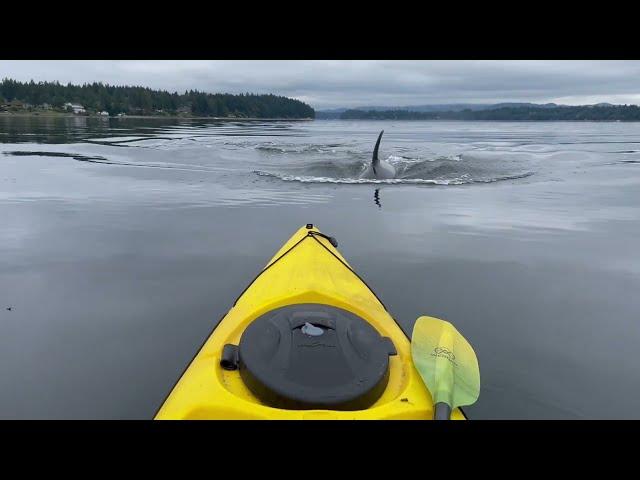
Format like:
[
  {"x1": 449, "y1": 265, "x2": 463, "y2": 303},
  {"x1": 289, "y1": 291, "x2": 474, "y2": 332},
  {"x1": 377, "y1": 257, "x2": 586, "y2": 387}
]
[{"x1": 155, "y1": 224, "x2": 466, "y2": 420}]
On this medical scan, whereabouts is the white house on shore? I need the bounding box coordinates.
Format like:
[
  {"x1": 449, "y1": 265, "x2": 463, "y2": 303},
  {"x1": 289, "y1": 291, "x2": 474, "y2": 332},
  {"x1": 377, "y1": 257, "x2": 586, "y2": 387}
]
[{"x1": 64, "y1": 102, "x2": 86, "y2": 114}]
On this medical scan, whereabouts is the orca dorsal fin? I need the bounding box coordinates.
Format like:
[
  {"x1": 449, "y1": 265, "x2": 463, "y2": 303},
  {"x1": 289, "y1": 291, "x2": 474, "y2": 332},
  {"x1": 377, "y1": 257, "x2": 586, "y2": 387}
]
[{"x1": 372, "y1": 130, "x2": 384, "y2": 173}]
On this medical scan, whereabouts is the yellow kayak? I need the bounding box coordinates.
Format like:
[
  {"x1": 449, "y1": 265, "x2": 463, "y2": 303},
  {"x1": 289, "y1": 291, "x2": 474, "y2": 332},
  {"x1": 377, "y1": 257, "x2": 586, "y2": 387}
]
[{"x1": 155, "y1": 224, "x2": 466, "y2": 420}]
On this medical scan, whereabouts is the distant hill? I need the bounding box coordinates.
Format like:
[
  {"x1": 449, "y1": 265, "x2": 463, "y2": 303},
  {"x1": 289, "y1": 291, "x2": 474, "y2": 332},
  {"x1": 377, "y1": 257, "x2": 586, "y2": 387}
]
[
  {"x1": 488, "y1": 102, "x2": 561, "y2": 110},
  {"x1": 351, "y1": 103, "x2": 562, "y2": 112},
  {"x1": 316, "y1": 102, "x2": 564, "y2": 118},
  {"x1": 338, "y1": 104, "x2": 640, "y2": 121},
  {"x1": 315, "y1": 108, "x2": 348, "y2": 119}
]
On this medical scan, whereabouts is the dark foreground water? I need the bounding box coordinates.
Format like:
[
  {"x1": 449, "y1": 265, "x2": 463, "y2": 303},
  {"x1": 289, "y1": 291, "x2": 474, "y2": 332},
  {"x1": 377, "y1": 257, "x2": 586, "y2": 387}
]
[{"x1": 1, "y1": 115, "x2": 639, "y2": 419}]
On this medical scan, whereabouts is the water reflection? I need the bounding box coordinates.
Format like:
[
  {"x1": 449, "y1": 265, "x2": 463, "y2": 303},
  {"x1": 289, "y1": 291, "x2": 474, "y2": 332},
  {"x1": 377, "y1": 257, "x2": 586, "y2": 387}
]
[
  {"x1": 2, "y1": 117, "x2": 640, "y2": 419},
  {"x1": 374, "y1": 188, "x2": 382, "y2": 208}
]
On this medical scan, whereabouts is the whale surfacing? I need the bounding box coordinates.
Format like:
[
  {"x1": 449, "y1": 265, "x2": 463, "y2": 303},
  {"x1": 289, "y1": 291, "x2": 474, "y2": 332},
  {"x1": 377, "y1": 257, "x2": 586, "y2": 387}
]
[{"x1": 360, "y1": 130, "x2": 396, "y2": 180}]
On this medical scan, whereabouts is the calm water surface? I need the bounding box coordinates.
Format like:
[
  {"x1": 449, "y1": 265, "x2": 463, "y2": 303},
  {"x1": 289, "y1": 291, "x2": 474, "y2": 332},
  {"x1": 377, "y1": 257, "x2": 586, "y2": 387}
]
[{"x1": 1, "y1": 115, "x2": 639, "y2": 419}]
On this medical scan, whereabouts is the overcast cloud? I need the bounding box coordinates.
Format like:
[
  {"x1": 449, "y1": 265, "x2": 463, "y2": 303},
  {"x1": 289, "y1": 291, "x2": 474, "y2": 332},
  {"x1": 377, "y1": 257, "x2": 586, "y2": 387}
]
[{"x1": 1, "y1": 60, "x2": 640, "y2": 109}]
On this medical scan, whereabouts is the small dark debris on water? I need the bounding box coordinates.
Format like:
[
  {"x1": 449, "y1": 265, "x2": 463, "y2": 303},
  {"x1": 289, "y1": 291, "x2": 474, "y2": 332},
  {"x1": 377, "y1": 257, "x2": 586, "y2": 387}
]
[{"x1": 6, "y1": 307, "x2": 12, "y2": 311}]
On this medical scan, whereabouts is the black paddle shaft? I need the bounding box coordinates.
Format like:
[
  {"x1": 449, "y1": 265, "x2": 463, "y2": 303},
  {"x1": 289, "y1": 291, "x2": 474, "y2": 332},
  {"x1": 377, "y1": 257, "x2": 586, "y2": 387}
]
[{"x1": 434, "y1": 402, "x2": 452, "y2": 420}]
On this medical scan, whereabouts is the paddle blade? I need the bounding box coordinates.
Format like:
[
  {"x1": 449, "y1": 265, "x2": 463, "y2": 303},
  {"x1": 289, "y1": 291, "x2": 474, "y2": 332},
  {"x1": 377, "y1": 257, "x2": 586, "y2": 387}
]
[{"x1": 411, "y1": 316, "x2": 480, "y2": 409}]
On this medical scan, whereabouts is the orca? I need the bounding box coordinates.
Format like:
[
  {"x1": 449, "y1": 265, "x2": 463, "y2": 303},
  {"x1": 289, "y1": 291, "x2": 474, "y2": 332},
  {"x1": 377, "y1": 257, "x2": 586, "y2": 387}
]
[{"x1": 360, "y1": 130, "x2": 396, "y2": 180}]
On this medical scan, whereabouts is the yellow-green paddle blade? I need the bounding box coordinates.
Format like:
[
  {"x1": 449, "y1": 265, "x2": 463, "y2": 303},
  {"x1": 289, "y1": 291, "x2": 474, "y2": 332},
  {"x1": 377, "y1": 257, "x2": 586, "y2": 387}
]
[{"x1": 411, "y1": 316, "x2": 480, "y2": 410}]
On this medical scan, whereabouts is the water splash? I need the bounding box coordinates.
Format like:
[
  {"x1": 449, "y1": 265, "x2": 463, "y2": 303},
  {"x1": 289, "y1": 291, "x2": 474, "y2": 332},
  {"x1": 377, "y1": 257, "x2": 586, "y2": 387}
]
[
  {"x1": 253, "y1": 152, "x2": 535, "y2": 186},
  {"x1": 253, "y1": 170, "x2": 534, "y2": 185}
]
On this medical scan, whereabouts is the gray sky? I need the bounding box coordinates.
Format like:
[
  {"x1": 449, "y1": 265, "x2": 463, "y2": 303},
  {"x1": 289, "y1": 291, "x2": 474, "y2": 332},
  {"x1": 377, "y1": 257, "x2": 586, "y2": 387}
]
[{"x1": 2, "y1": 60, "x2": 640, "y2": 109}]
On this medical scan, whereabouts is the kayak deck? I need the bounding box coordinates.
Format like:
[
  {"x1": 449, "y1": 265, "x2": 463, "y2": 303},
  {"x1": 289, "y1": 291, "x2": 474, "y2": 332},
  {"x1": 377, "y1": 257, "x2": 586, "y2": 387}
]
[{"x1": 155, "y1": 225, "x2": 465, "y2": 419}]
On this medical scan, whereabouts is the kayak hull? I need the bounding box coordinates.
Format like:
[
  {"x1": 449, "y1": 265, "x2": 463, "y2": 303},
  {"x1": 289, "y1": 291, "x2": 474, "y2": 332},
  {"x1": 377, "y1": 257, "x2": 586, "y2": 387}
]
[{"x1": 155, "y1": 225, "x2": 465, "y2": 420}]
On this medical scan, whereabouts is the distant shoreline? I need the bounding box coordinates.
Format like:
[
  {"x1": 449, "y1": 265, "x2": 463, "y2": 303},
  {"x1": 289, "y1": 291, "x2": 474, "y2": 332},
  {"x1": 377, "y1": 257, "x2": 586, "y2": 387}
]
[
  {"x1": 315, "y1": 118, "x2": 637, "y2": 122},
  {"x1": 3, "y1": 112, "x2": 638, "y2": 123},
  {"x1": 331, "y1": 105, "x2": 640, "y2": 122},
  {"x1": 0, "y1": 112, "x2": 314, "y2": 121}
]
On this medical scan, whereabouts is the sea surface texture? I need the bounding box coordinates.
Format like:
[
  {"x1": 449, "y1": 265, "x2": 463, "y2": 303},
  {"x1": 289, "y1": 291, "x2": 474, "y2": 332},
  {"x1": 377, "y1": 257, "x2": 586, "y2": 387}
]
[{"x1": 1, "y1": 116, "x2": 639, "y2": 419}]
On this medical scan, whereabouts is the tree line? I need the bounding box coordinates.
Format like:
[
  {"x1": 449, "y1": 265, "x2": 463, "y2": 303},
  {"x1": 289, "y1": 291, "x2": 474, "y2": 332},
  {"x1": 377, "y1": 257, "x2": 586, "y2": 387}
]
[
  {"x1": 341, "y1": 105, "x2": 640, "y2": 121},
  {"x1": 0, "y1": 78, "x2": 315, "y2": 118}
]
